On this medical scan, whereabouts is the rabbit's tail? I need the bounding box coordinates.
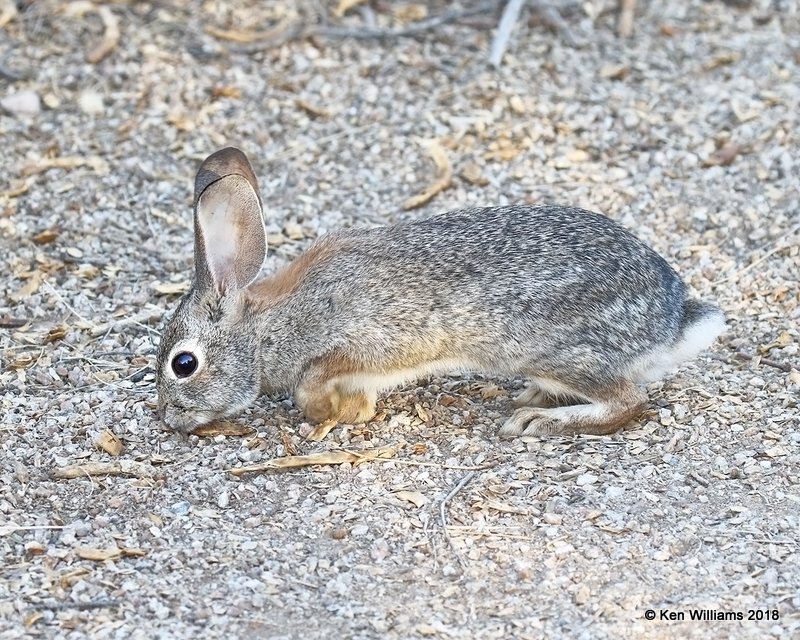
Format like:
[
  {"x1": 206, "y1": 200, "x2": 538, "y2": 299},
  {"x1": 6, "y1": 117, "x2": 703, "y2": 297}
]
[{"x1": 632, "y1": 298, "x2": 726, "y2": 383}]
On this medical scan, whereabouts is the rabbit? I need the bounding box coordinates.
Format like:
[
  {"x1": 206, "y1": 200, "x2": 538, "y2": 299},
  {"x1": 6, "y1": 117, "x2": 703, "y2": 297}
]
[{"x1": 156, "y1": 147, "x2": 726, "y2": 438}]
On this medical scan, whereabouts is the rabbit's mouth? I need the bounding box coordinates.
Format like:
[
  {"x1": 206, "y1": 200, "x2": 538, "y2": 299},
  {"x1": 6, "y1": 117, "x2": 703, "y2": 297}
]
[{"x1": 160, "y1": 403, "x2": 222, "y2": 435}]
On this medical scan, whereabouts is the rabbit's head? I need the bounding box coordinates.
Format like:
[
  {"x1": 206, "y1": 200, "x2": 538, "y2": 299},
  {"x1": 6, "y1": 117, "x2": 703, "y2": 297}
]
[{"x1": 156, "y1": 148, "x2": 267, "y2": 433}]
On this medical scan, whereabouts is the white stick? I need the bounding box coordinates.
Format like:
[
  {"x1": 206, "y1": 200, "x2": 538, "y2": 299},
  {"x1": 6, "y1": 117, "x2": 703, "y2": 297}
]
[{"x1": 489, "y1": 0, "x2": 527, "y2": 68}]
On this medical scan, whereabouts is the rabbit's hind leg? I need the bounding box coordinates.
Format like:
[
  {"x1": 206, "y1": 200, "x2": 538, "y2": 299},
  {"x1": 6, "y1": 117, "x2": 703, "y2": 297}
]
[{"x1": 500, "y1": 381, "x2": 647, "y2": 437}]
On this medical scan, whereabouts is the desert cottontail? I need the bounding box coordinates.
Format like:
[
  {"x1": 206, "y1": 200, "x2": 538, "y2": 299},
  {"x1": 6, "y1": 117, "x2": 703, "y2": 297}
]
[{"x1": 156, "y1": 148, "x2": 725, "y2": 437}]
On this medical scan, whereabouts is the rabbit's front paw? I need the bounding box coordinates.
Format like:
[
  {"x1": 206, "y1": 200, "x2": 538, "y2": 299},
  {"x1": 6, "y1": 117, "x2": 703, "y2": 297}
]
[
  {"x1": 331, "y1": 389, "x2": 377, "y2": 424},
  {"x1": 298, "y1": 386, "x2": 376, "y2": 425}
]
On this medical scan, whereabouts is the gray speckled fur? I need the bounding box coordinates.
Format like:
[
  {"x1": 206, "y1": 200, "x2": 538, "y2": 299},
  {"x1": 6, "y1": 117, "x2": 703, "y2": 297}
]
[
  {"x1": 156, "y1": 150, "x2": 725, "y2": 436},
  {"x1": 255, "y1": 206, "x2": 688, "y2": 391}
]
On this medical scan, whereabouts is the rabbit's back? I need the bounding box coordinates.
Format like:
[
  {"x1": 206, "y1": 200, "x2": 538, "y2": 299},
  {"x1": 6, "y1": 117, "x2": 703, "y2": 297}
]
[{"x1": 266, "y1": 205, "x2": 687, "y2": 387}]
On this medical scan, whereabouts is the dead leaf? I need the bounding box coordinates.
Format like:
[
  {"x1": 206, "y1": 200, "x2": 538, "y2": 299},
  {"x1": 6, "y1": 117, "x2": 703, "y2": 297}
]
[
  {"x1": 58, "y1": 568, "x2": 90, "y2": 589},
  {"x1": 51, "y1": 461, "x2": 158, "y2": 480},
  {"x1": 152, "y1": 280, "x2": 190, "y2": 296},
  {"x1": 394, "y1": 490, "x2": 427, "y2": 508},
  {"x1": 439, "y1": 394, "x2": 458, "y2": 407},
  {"x1": 414, "y1": 403, "x2": 430, "y2": 422},
  {"x1": 759, "y1": 330, "x2": 793, "y2": 353},
  {"x1": 229, "y1": 446, "x2": 397, "y2": 476},
  {"x1": 306, "y1": 419, "x2": 338, "y2": 442},
  {"x1": 23, "y1": 612, "x2": 42, "y2": 627},
  {"x1": 5, "y1": 351, "x2": 37, "y2": 370},
  {"x1": 280, "y1": 430, "x2": 298, "y2": 456},
  {"x1": 704, "y1": 51, "x2": 741, "y2": 70},
  {"x1": 478, "y1": 498, "x2": 531, "y2": 515},
  {"x1": 9, "y1": 273, "x2": 42, "y2": 303},
  {"x1": 86, "y1": 6, "x2": 120, "y2": 63},
  {"x1": 334, "y1": 0, "x2": 367, "y2": 17},
  {"x1": 32, "y1": 228, "x2": 60, "y2": 245},
  {"x1": 45, "y1": 325, "x2": 68, "y2": 343},
  {"x1": 479, "y1": 384, "x2": 508, "y2": 400},
  {"x1": 191, "y1": 422, "x2": 254, "y2": 438},
  {"x1": 97, "y1": 430, "x2": 123, "y2": 456},
  {"x1": 704, "y1": 142, "x2": 741, "y2": 167},
  {"x1": 295, "y1": 99, "x2": 332, "y2": 119},
  {"x1": 403, "y1": 140, "x2": 453, "y2": 210},
  {"x1": 659, "y1": 23, "x2": 677, "y2": 37}
]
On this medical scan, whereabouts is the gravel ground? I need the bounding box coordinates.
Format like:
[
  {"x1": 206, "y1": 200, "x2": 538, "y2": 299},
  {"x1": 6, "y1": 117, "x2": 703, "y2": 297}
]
[{"x1": 1, "y1": 1, "x2": 799, "y2": 638}]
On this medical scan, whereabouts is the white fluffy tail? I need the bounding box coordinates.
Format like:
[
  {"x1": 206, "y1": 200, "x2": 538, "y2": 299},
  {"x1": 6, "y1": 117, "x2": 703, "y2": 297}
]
[{"x1": 634, "y1": 299, "x2": 726, "y2": 383}]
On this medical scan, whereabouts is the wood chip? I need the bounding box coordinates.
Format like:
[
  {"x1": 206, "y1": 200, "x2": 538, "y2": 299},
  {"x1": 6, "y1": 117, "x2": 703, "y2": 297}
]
[
  {"x1": 600, "y1": 64, "x2": 629, "y2": 80},
  {"x1": 20, "y1": 155, "x2": 108, "y2": 176},
  {"x1": 9, "y1": 272, "x2": 42, "y2": 303},
  {"x1": 51, "y1": 461, "x2": 158, "y2": 480},
  {"x1": 617, "y1": 0, "x2": 637, "y2": 38},
  {"x1": 97, "y1": 430, "x2": 123, "y2": 456},
  {"x1": 86, "y1": 6, "x2": 120, "y2": 64},
  {"x1": 334, "y1": 0, "x2": 368, "y2": 17},
  {"x1": 211, "y1": 85, "x2": 241, "y2": 99},
  {"x1": 77, "y1": 547, "x2": 147, "y2": 562},
  {"x1": 460, "y1": 162, "x2": 488, "y2": 186},
  {"x1": 295, "y1": 99, "x2": 332, "y2": 119},
  {"x1": 191, "y1": 422, "x2": 254, "y2": 437},
  {"x1": 32, "y1": 228, "x2": 60, "y2": 245},
  {"x1": 306, "y1": 419, "x2": 338, "y2": 442},
  {"x1": 0, "y1": 0, "x2": 18, "y2": 28},
  {"x1": 229, "y1": 446, "x2": 398, "y2": 476},
  {"x1": 152, "y1": 280, "x2": 191, "y2": 296},
  {"x1": 394, "y1": 490, "x2": 427, "y2": 508},
  {"x1": 0, "y1": 316, "x2": 29, "y2": 328},
  {"x1": 403, "y1": 140, "x2": 453, "y2": 210}
]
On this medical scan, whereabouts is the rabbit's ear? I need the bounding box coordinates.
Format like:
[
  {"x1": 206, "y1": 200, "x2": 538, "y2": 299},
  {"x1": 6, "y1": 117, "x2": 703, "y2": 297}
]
[{"x1": 192, "y1": 148, "x2": 266, "y2": 296}]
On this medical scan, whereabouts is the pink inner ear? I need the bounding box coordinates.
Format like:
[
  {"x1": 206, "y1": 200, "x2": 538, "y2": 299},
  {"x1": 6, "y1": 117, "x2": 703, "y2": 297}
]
[{"x1": 195, "y1": 175, "x2": 265, "y2": 295}]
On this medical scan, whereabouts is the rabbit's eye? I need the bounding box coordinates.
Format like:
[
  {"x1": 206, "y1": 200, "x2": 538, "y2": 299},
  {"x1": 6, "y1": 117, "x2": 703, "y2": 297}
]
[{"x1": 172, "y1": 352, "x2": 198, "y2": 377}]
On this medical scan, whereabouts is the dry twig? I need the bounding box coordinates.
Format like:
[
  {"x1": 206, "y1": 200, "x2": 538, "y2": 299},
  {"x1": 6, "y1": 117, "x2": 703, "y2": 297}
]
[
  {"x1": 490, "y1": 0, "x2": 526, "y2": 67},
  {"x1": 223, "y1": 1, "x2": 501, "y2": 52},
  {"x1": 403, "y1": 140, "x2": 453, "y2": 210},
  {"x1": 439, "y1": 471, "x2": 478, "y2": 572},
  {"x1": 51, "y1": 461, "x2": 159, "y2": 480},
  {"x1": 229, "y1": 446, "x2": 398, "y2": 476},
  {"x1": 617, "y1": 0, "x2": 637, "y2": 38},
  {"x1": 86, "y1": 6, "x2": 120, "y2": 63}
]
